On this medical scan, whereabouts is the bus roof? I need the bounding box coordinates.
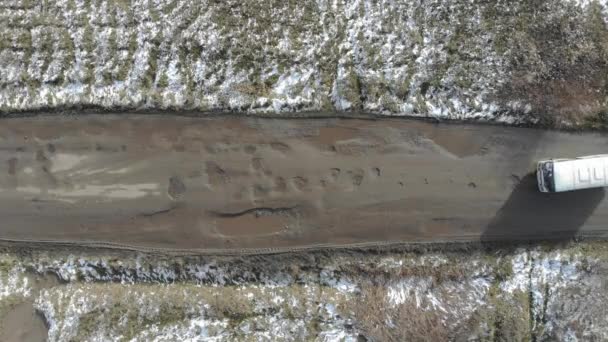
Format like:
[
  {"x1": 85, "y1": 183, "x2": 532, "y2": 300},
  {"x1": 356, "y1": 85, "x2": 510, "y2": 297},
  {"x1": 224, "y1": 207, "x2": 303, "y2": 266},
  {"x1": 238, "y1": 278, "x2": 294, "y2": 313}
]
[{"x1": 552, "y1": 156, "x2": 608, "y2": 192}]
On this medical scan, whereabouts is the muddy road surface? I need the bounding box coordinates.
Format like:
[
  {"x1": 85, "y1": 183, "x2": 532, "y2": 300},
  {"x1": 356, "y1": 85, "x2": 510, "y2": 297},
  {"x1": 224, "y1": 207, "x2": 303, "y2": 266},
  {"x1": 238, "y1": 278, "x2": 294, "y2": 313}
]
[{"x1": 1, "y1": 114, "x2": 608, "y2": 251}]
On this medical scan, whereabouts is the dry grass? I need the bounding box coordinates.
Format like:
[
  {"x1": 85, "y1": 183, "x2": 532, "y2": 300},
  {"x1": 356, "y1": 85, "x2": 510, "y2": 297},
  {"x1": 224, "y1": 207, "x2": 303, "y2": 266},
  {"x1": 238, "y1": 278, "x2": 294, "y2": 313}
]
[
  {"x1": 233, "y1": 82, "x2": 272, "y2": 97},
  {"x1": 494, "y1": 1, "x2": 608, "y2": 127},
  {"x1": 352, "y1": 283, "x2": 449, "y2": 342},
  {"x1": 339, "y1": 256, "x2": 471, "y2": 286}
]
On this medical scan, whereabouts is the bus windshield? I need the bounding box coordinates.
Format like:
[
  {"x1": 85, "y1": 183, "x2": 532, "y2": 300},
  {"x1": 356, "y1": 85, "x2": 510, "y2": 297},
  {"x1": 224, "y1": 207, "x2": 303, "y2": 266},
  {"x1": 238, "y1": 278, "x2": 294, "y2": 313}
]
[{"x1": 542, "y1": 161, "x2": 555, "y2": 192}]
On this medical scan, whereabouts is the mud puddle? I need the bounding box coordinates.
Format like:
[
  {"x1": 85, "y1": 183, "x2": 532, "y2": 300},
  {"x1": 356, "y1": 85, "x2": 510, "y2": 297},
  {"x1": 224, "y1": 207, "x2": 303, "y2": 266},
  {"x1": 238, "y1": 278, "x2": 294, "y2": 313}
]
[
  {"x1": 0, "y1": 301, "x2": 47, "y2": 342},
  {"x1": 216, "y1": 211, "x2": 290, "y2": 236},
  {"x1": 406, "y1": 121, "x2": 496, "y2": 158}
]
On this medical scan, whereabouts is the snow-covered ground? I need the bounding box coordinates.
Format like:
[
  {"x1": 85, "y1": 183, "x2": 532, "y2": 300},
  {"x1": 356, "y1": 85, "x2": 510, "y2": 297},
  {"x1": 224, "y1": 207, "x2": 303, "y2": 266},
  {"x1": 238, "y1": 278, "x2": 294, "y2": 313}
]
[
  {"x1": 0, "y1": 0, "x2": 607, "y2": 126},
  {"x1": 0, "y1": 243, "x2": 607, "y2": 341}
]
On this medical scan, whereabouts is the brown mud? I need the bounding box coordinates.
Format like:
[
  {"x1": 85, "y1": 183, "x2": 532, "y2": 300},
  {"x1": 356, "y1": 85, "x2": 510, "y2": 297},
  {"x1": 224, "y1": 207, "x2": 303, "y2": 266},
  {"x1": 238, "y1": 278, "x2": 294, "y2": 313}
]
[{"x1": 0, "y1": 114, "x2": 607, "y2": 251}]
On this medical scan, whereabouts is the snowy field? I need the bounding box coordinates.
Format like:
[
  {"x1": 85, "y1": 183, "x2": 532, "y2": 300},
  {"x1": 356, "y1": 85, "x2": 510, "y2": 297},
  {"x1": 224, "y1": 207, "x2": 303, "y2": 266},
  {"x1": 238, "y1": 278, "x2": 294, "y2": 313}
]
[
  {"x1": 0, "y1": 243, "x2": 606, "y2": 341},
  {"x1": 0, "y1": 0, "x2": 607, "y2": 127}
]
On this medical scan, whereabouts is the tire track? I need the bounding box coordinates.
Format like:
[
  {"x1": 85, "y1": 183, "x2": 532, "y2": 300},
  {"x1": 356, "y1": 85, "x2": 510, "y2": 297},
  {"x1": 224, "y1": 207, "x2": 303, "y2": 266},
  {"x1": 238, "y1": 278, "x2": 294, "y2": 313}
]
[{"x1": 0, "y1": 231, "x2": 601, "y2": 256}]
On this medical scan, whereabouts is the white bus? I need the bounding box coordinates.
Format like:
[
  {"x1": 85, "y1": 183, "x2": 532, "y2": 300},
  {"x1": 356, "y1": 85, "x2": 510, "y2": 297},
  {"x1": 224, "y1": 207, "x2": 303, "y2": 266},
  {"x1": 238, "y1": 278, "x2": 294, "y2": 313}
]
[{"x1": 537, "y1": 155, "x2": 608, "y2": 193}]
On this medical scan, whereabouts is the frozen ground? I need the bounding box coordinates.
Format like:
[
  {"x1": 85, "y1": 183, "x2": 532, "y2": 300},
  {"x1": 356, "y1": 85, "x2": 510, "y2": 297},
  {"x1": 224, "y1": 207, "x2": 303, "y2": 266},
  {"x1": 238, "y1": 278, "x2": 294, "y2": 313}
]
[
  {"x1": 0, "y1": 242, "x2": 607, "y2": 341},
  {"x1": 0, "y1": 0, "x2": 607, "y2": 126}
]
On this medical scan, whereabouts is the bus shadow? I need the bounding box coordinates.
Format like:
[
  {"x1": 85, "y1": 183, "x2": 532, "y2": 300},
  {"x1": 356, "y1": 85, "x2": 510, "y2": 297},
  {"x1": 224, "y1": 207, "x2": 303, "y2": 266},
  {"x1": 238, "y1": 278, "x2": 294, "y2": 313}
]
[{"x1": 481, "y1": 173, "x2": 605, "y2": 242}]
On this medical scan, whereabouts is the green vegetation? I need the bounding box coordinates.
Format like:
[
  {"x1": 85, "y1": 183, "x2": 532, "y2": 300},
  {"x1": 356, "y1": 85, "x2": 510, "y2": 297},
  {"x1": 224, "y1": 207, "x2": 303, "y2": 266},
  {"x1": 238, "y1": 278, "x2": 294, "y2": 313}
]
[
  {"x1": 142, "y1": 31, "x2": 161, "y2": 91},
  {"x1": 59, "y1": 31, "x2": 75, "y2": 85},
  {"x1": 495, "y1": 257, "x2": 514, "y2": 282},
  {"x1": 567, "y1": 240, "x2": 608, "y2": 259},
  {"x1": 162, "y1": 1, "x2": 179, "y2": 15},
  {"x1": 38, "y1": 31, "x2": 54, "y2": 83},
  {"x1": 584, "y1": 110, "x2": 608, "y2": 130},
  {"x1": 66, "y1": 0, "x2": 76, "y2": 12},
  {"x1": 343, "y1": 67, "x2": 362, "y2": 110},
  {"x1": 110, "y1": 0, "x2": 131, "y2": 12},
  {"x1": 82, "y1": 25, "x2": 95, "y2": 85},
  {"x1": 104, "y1": 28, "x2": 118, "y2": 85},
  {"x1": 16, "y1": 30, "x2": 32, "y2": 51},
  {"x1": 0, "y1": 257, "x2": 17, "y2": 274},
  {"x1": 157, "y1": 72, "x2": 169, "y2": 88},
  {"x1": 149, "y1": 6, "x2": 161, "y2": 22},
  {"x1": 116, "y1": 31, "x2": 137, "y2": 82}
]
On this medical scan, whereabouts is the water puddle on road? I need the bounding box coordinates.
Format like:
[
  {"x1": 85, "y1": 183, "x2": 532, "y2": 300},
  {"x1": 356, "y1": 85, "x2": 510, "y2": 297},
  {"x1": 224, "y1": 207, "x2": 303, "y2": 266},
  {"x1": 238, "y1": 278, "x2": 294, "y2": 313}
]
[{"x1": 316, "y1": 126, "x2": 360, "y2": 145}]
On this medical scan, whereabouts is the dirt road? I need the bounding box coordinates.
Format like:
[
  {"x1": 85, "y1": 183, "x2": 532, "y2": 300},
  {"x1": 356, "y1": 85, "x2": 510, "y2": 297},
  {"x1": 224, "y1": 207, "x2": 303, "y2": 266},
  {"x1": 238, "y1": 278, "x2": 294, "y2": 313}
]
[{"x1": 1, "y1": 114, "x2": 607, "y2": 251}]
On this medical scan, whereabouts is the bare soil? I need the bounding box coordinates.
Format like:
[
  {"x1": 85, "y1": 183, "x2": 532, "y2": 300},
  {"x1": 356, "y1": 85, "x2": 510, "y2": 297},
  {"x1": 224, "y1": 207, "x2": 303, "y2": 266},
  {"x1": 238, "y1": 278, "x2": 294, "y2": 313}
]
[{"x1": 0, "y1": 301, "x2": 47, "y2": 342}]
